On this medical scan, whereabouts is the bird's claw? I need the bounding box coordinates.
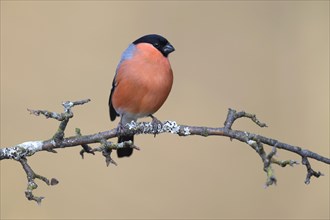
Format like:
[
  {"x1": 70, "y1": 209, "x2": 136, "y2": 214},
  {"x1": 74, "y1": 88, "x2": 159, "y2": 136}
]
[
  {"x1": 116, "y1": 122, "x2": 125, "y2": 136},
  {"x1": 150, "y1": 115, "x2": 162, "y2": 137}
]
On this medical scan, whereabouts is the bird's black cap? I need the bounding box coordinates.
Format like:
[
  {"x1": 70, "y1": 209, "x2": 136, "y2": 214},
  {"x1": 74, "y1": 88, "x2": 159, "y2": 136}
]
[{"x1": 133, "y1": 34, "x2": 175, "y2": 57}]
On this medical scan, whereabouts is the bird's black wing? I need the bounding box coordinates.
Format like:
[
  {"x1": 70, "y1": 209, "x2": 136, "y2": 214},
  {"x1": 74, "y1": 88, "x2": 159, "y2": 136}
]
[{"x1": 109, "y1": 77, "x2": 119, "y2": 121}]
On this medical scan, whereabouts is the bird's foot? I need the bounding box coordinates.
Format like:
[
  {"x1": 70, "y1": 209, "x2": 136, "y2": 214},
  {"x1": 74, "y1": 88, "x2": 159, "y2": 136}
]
[
  {"x1": 116, "y1": 122, "x2": 125, "y2": 137},
  {"x1": 150, "y1": 115, "x2": 162, "y2": 137}
]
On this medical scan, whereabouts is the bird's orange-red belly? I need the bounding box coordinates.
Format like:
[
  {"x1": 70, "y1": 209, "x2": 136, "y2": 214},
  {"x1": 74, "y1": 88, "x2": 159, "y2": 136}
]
[{"x1": 112, "y1": 56, "x2": 173, "y2": 117}]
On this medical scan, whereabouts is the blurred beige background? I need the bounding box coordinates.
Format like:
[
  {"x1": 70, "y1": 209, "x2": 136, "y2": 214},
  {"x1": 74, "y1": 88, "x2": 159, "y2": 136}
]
[{"x1": 1, "y1": 1, "x2": 329, "y2": 219}]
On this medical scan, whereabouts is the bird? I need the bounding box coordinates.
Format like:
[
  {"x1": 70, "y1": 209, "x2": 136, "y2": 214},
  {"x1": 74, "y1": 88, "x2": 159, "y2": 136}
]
[{"x1": 109, "y1": 34, "x2": 175, "y2": 158}]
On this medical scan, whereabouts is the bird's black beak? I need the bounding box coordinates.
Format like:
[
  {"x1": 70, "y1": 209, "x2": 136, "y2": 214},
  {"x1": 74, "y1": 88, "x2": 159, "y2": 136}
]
[{"x1": 163, "y1": 43, "x2": 175, "y2": 55}]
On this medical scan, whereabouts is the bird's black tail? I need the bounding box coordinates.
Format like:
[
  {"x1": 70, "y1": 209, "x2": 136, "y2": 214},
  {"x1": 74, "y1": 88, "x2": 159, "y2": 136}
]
[{"x1": 117, "y1": 135, "x2": 134, "y2": 158}]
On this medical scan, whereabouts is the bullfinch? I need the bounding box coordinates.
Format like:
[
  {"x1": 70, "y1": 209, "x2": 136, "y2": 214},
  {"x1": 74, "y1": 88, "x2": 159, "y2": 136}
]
[{"x1": 109, "y1": 34, "x2": 175, "y2": 158}]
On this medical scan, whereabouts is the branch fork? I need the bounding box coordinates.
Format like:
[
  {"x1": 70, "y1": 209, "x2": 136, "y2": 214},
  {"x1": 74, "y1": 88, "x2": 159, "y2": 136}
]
[{"x1": 19, "y1": 157, "x2": 58, "y2": 205}]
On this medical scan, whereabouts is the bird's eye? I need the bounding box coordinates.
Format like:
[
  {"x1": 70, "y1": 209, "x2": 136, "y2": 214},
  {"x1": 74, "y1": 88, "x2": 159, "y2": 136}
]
[{"x1": 153, "y1": 43, "x2": 159, "y2": 47}]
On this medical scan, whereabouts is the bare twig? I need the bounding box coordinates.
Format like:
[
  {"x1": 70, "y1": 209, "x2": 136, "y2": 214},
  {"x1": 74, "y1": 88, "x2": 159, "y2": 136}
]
[
  {"x1": 302, "y1": 156, "x2": 324, "y2": 184},
  {"x1": 0, "y1": 99, "x2": 329, "y2": 204},
  {"x1": 19, "y1": 157, "x2": 58, "y2": 205},
  {"x1": 76, "y1": 128, "x2": 95, "y2": 158}
]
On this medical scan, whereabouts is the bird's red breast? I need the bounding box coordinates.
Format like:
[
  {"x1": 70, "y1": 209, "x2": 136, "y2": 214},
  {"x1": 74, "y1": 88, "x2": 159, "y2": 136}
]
[{"x1": 111, "y1": 43, "x2": 173, "y2": 118}]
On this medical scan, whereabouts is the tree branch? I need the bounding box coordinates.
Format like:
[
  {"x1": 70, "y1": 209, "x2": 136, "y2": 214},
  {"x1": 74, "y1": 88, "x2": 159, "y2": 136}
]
[{"x1": 0, "y1": 99, "x2": 329, "y2": 204}]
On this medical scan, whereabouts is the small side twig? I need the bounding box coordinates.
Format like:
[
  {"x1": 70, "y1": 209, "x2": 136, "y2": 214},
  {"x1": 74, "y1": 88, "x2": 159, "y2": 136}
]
[
  {"x1": 19, "y1": 157, "x2": 58, "y2": 205},
  {"x1": 247, "y1": 140, "x2": 278, "y2": 187},
  {"x1": 271, "y1": 158, "x2": 299, "y2": 167},
  {"x1": 302, "y1": 156, "x2": 323, "y2": 184},
  {"x1": 76, "y1": 128, "x2": 95, "y2": 158},
  {"x1": 224, "y1": 108, "x2": 267, "y2": 130},
  {"x1": 80, "y1": 138, "x2": 139, "y2": 166}
]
